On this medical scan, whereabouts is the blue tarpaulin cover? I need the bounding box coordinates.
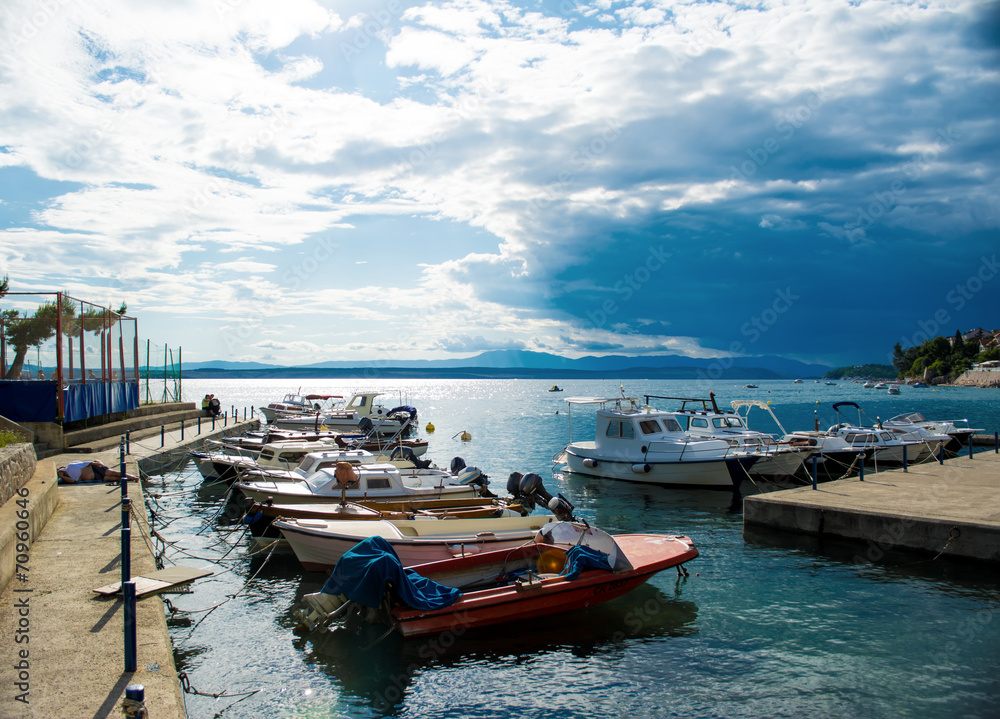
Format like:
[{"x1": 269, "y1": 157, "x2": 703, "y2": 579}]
[
  {"x1": 0, "y1": 380, "x2": 138, "y2": 423},
  {"x1": 320, "y1": 536, "x2": 462, "y2": 610},
  {"x1": 561, "y1": 544, "x2": 614, "y2": 580}
]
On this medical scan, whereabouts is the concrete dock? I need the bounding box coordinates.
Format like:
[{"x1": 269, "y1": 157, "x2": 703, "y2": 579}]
[
  {"x1": 0, "y1": 415, "x2": 257, "y2": 719},
  {"x1": 744, "y1": 449, "x2": 1000, "y2": 563}
]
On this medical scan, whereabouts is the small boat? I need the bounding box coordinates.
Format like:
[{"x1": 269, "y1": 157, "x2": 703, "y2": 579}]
[
  {"x1": 549, "y1": 386, "x2": 564, "y2": 392},
  {"x1": 271, "y1": 391, "x2": 416, "y2": 436},
  {"x1": 873, "y1": 382, "x2": 888, "y2": 389},
  {"x1": 743, "y1": 384, "x2": 758, "y2": 389},
  {"x1": 556, "y1": 394, "x2": 760, "y2": 489},
  {"x1": 862, "y1": 381, "x2": 876, "y2": 388},
  {"x1": 296, "y1": 521, "x2": 698, "y2": 638},
  {"x1": 258, "y1": 392, "x2": 341, "y2": 423},
  {"x1": 824, "y1": 382, "x2": 836, "y2": 386},
  {"x1": 233, "y1": 461, "x2": 492, "y2": 506},
  {"x1": 793, "y1": 379, "x2": 803, "y2": 384},
  {"x1": 883, "y1": 412, "x2": 982, "y2": 453},
  {"x1": 887, "y1": 384, "x2": 900, "y2": 395}
]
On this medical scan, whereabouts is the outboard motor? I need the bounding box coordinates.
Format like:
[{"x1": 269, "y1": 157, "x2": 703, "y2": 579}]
[
  {"x1": 510, "y1": 472, "x2": 575, "y2": 521},
  {"x1": 358, "y1": 417, "x2": 374, "y2": 434},
  {"x1": 389, "y1": 445, "x2": 432, "y2": 469},
  {"x1": 450, "y1": 456, "x2": 467, "y2": 474}
]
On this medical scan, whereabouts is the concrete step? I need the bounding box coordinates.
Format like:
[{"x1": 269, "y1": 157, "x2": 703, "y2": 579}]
[{"x1": 64, "y1": 407, "x2": 208, "y2": 450}]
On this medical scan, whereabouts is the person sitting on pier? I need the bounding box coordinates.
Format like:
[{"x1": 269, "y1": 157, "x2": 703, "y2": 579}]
[{"x1": 57, "y1": 460, "x2": 138, "y2": 484}]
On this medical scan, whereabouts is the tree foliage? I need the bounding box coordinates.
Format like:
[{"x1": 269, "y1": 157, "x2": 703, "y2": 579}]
[
  {"x1": 1, "y1": 280, "x2": 129, "y2": 379},
  {"x1": 891, "y1": 330, "x2": 986, "y2": 380}
]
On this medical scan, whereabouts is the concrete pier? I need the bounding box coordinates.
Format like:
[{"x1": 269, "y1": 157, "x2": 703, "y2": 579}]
[
  {"x1": 744, "y1": 449, "x2": 1000, "y2": 563},
  {"x1": 0, "y1": 417, "x2": 257, "y2": 719}
]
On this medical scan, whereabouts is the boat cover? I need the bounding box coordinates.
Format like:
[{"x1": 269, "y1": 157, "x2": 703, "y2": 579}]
[
  {"x1": 561, "y1": 544, "x2": 614, "y2": 580},
  {"x1": 319, "y1": 536, "x2": 462, "y2": 610}
]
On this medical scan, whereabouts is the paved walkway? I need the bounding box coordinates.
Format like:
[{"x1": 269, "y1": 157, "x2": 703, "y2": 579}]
[
  {"x1": 0, "y1": 418, "x2": 256, "y2": 719},
  {"x1": 744, "y1": 449, "x2": 1000, "y2": 562}
]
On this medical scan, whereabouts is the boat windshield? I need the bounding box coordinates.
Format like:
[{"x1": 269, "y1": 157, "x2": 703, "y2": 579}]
[{"x1": 713, "y1": 416, "x2": 745, "y2": 428}]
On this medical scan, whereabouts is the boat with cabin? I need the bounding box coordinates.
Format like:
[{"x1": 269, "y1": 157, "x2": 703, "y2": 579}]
[{"x1": 555, "y1": 394, "x2": 760, "y2": 489}]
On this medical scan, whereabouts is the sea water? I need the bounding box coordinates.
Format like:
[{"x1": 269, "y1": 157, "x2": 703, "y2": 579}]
[{"x1": 143, "y1": 378, "x2": 1000, "y2": 718}]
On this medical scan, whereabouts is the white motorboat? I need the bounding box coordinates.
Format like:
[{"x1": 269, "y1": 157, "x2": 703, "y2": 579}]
[
  {"x1": 232, "y1": 461, "x2": 493, "y2": 505},
  {"x1": 825, "y1": 402, "x2": 925, "y2": 466},
  {"x1": 274, "y1": 512, "x2": 556, "y2": 571},
  {"x1": 862, "y1": 381, "x2": 876, "y2": 388},
  {"x1": 873, "y1": 382, "x2": 888, "y2": 389},
  {"x1": 228, "y1": 446, "x2": 438, "y2": 485},
  {"x1": 882, "y1": 412, "x2": 980, "y2": 454},
  {"x1": 258, "y1": 392, "x2": 342, "y2": 423},
  {"x1": 555, "y1": 395, "x2": 760, "y2": 490},
  {"x1": 887, "y1": 384, "x2": 901, "y2": 395},
  {"x1": 270, "y1": 391, "x2": 416, "y2": 436},
  {"x1": 190, "y1": 439, "x2": 342, "y2": 482},
  {"x1": 645, "y1": 393, "x2": 811, "y2": 479}
]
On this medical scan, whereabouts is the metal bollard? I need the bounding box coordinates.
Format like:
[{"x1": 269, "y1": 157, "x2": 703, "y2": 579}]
[
  {"x1": 123, "y1": 684, "x2": 147, "y2": 718},
  {"x1": 995, "y1": 431, "x2": 998, "y2": 454},
  {"x1": 224, "y1": 411, "x2": 228, "y2": 427},
  {"x1": 859, "y1": 454, "x2": 865, "y2": 481},
  {"x1": 212, "y1": 414, "x2": 216, "y2": 430},
  {"x1": 969, "y1": 438, "x2": 974, "y2": 459},
  {"x1": 198, "y1": 416, "x2": 201, "y2": 434},
  {"x1": 160, "y1": 425, "x2": 165, "y2": 448},
  {"x1": 123, "y1": 581, "x2": 137, "y2": 672},
  {"x1": 251, "y1": 406, "x2": 254, "y2": 417},
  {"x1": 810, "y1": 455, "x2": 818, "y2": 490},
  {"x1": 902, "y1": 443, "x2": 907, "y2": 473},
  {"x1": 939, "y1": 443, "x2": 945, "y2": 465},
  {"x1": 181, "y1": 420, "x2": 185, "y2": 441},
  {"x1": 126, "y1": 430, "x2": 131, "y2": 455}
]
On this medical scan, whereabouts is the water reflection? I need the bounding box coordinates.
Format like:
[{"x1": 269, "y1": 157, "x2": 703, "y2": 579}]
[{"x1": 287, "y1": 581, "x2": 699, "y2": 716}]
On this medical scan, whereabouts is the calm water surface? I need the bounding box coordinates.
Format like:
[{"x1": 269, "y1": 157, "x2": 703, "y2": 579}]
[{"x1": 141, "y1": 379, "x2": 1000, "y2": 718}]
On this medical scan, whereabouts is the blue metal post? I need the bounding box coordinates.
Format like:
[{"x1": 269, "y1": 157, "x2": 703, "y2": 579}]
[
  {"x1": 902, "y1": 443, "x2": 907, "y2": 473},
  {"x1": 212, "y1": 414, "x2": 215, "y2": 430},
  {"x1": 939, "y1": 443, "x2": 945, "y2": 465},
  {"x1": 859, "y1": 453, "x2": 865, "y2": 481},
  {"x1": 123, "y1": 581, "x2": 137, "y2": 672},
  {"x1": 198, "y1": 415, "x2": 201, "y2": 434},
  {"x1": 181, "y1": 420, "x2": 184, "y2": 441},
  {"x1": 125, "y1": 430, "x2": 130, "y2": 455},
  {"x1": 125, "y1": 685, "x2": 145, "y2": 716},
  {"x1": 121, "y1": 498, "x2": 131, "y2": 581},
  {"x1": 994, "y1": 431, "x2": 998, "y2": 453},
  {"x1": 969, "y1": 438, "x2": 974, "y2": 459},
  {"x1": 160, "y1": 425, "x2": 165, "y2": 448},
  {"x1": 810, "y1": 456, "x2": 818, "y2": 490}
]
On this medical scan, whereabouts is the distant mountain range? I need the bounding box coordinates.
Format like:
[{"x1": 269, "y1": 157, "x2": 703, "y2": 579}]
[{"x1": 174, "y1": 350, "x2": 832, "y2": 379}]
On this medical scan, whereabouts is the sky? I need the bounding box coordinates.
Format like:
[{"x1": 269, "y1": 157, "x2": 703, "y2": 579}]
[{"x1": 0, "y1": 0, "x2": 998, "y2": 370}]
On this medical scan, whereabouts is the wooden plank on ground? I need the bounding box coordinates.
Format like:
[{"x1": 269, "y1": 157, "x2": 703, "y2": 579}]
[{"x1": 93, "y1": 565, "x2": 213, "y2": 597}]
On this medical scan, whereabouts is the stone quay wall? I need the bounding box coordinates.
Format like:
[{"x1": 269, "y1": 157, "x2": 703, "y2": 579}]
[{"x1": 0, "y1": 443, "x2": 37, "y2": 505}]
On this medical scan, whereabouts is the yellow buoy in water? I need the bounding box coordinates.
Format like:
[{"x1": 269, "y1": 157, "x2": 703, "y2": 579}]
[
  {"x1": 425, "y1": 422, "x2": 435, "y2": 433},
  {"x1": 461, "y1": 430, "x2": 472, "y2": 441}
]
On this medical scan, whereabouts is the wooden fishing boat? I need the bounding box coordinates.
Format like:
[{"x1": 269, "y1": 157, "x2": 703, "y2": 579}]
[{"x1": 297, "y1": 522, "x2": 697, "y2": 638}]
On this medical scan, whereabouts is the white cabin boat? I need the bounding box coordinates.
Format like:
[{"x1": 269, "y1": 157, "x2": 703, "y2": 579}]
[
  {"x1": 556, "y1": 396, "x2": 760, "y2": 490},
  {"x1": 258, "y1": 392, "x2": 341, "y2": 423},
  {"x1": 270, "y1": 391, "x2": 416, "y2": 436},
  {"x1": 233, "y1": 462, "x2": 491, "y2": 505}
]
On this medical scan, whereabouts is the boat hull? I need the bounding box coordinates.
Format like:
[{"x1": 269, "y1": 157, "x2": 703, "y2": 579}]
[
  {"x1": 393, "y1": 534, "x2": 698, "y2": 637},
  {"x1": 564, "y1": 448, "x2": 755, "y2": 489},
  {"x1": 276, "y1": 516, "x2": 553, "y2": 571}
]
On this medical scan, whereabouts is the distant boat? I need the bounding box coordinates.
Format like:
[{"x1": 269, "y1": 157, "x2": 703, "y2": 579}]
[
  {"x1": 873, "y1": 382, "x2": 888, "y2": 389},
  {"x1": 887, "y1": 384, "x2": 900, "y2": 395},
  {"x1": 825, "y1": 382, "x2": 836, "y2": 386},
  {"x1": 793, "y1": 379, "x2": 803, "y2": 384},
  {"x1": 912, "y1": 382, "x2": 928, "y2": 388},
  {"x1": 549, "y1": 385, "x2": 564, "y2": 392},
  {"x1": 863, "y1": 381, "x2": 876, "y2": 388},
  {"x1": 744, "y1": 384, "x2": 758, "y2": 389}
]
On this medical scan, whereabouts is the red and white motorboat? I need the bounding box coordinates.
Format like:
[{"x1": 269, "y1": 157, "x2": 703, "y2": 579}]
[{"x1": 297, "y1": 521, "x2": 698, "y2": 638}]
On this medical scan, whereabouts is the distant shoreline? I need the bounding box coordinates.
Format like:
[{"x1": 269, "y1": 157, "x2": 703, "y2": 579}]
[{"x1": 167, "y1": 366, "x2": 818, "y2": 380}]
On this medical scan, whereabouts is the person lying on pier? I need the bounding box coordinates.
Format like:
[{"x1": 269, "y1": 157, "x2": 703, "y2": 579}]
[{"x1": 57, "y1": 460, "x2": 139, "y2": 484}]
